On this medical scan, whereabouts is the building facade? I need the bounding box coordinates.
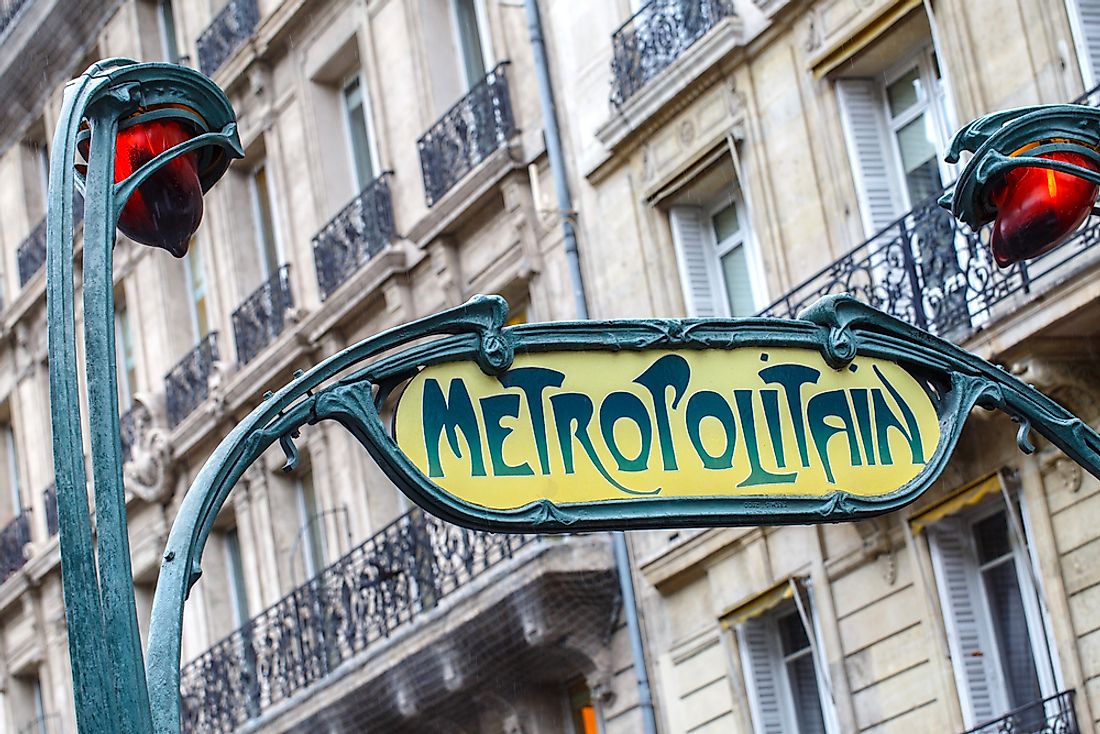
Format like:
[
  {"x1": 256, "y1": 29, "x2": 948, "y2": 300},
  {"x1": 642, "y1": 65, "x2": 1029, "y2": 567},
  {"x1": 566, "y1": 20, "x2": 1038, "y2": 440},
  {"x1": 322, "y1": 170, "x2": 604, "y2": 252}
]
[{"x1": 0, "y1": 0, "x2": 1098, "y2": 733}]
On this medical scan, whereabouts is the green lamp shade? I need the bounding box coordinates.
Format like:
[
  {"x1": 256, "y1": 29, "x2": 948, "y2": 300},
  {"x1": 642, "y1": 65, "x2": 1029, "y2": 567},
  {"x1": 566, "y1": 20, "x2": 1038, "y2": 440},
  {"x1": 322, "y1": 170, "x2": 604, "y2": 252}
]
[{"x1": 990, "y1": 150, "x2": 1099, "y2": 267}]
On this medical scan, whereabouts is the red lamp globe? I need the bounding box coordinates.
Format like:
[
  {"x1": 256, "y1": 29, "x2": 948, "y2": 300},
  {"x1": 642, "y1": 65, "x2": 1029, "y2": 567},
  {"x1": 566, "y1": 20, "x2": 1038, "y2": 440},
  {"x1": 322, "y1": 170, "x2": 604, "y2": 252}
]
[
  {"x1": 989, "y1": 149, "x2": 1100, "y2": 267},
  {"x1": 78, "y1": 110, "x2": 205, "y2": 257}
]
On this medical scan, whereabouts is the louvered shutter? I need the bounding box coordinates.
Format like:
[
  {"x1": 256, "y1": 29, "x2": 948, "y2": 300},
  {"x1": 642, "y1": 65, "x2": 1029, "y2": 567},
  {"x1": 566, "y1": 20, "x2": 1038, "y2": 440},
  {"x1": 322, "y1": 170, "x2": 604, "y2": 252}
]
[
  {"x1": 836, "y1": 78, "x2": 904, "y2": 238},
  {"x1": 1073, "y1": 0, "x2": 1100, "y2": 88},
  {"x1": 929, "y1": 520, "x2": 1005, "y2": 727},
  {"x1": 738, "y1": 619, "x2": 787, "y2": 734},
  {"x1": 669, "y1": 205, "x2": 724, "y2": 317}
]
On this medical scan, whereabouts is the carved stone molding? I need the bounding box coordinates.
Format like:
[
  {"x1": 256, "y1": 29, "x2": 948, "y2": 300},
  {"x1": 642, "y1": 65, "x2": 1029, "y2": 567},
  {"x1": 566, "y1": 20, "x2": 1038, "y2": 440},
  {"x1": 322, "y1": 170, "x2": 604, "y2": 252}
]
[
  {"x1": 1008, "y1": 356, "x2": 1100, "y2": 424},
  {"x1": 854, "y1": 517, "x2": 897, "y2": 585},
  {"x1": 123, "y1": 395, "x2": 174, "y2": 504}
]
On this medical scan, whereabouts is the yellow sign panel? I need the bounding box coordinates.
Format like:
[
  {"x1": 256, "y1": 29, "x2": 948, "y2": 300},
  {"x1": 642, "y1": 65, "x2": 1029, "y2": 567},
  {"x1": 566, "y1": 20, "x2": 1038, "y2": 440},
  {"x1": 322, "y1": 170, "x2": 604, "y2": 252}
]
[{"x1": 393, "y1": 348, "x2": 941, "y2": 510}]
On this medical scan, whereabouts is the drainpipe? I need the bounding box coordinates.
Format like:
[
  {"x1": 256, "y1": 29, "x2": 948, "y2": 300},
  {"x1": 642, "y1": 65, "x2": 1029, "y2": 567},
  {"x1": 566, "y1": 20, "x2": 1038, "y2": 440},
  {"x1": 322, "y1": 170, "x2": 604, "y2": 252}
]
[{"x1": 523, "y1": 2, "x2": 659, "y2": 733}]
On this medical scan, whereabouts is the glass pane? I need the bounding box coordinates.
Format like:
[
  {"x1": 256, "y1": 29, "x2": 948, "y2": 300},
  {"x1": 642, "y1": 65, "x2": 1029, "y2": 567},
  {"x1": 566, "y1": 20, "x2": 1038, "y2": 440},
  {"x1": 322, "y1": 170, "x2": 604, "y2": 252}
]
[
  {"x1": 343, "y1": 78, "x2": 375, "y2": 190},
  {"x1": 299, "y1": 473, "x2": 326, "y2": 577},
  {"x1": 896, "y1": 115, "x2": 943, "y2": 203},
  {"x1": 778, "y1": 610, "x2": 810, "y2": 656},
  {"x1": 983, "y1": 560, "x2": 1043, "y2": 713},
  {"x1": 787, "y1": 653, "x2": 827, "y2": 734},
  {"x1": 974, "y1": 511, "x2": 1012, "y2": 564},
  {"x1": 887, "y1": 66, "x2": 923, "y2": 118},
  {"x1": 4, "y1": 427, "x2": 19, "y2": 516},
  {"x1": 251, "y1": 164, "x2": 279, "y2": 276},
  {"x1": 454, "y1": 0, "x2": 487, "y2": 86},
  {"x1": 711, "y1": 202, "x2": 740, "y2": 243},
  {"x1": 115, "y1": 305, "x2": 137, "y2": 409},
  {"x1": 721, "y1": 246, "x2": 756, "y2": 317},
  {"x1": 185, "y1": 243, "x2": 209, "y2": 339},
  {"x1": 158, "y1": 0, "x2": 179, "y2": 62}
]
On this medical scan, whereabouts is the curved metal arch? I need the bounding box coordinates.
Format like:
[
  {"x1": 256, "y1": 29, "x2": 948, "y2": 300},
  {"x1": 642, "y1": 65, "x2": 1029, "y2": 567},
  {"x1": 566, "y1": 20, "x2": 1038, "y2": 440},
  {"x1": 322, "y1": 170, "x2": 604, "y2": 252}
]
[{"x1": 46, "y1": 58, "x2": 242, "y2": 733}]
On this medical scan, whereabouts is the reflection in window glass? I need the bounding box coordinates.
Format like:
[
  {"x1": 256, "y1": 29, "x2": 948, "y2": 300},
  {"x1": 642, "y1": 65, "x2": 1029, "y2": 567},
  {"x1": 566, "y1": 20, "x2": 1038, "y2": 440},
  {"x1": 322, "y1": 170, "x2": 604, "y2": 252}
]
[
  {"x1": 454, "y1": 0, "x2": 487, "y2": 87},
  {"x1": 343, "y1": 77, "x2": 376, "y2": 191}
]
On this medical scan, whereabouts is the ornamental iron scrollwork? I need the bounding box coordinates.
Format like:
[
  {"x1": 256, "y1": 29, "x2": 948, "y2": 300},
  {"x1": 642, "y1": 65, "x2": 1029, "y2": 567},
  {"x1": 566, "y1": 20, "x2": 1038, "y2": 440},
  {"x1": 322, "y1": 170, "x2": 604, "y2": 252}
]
[
  {"x1": 177, "y1": 507, "x2": 534, "y2": 732},
  {"x1": 417, "y1": 62, "x2": 516, "y2": 207},
  {"x1": 962, "y1": 689, "x2": 1078, "y2": 734},
  {"x1": 231, "y1": 264, "x2": 293, "y2": 365},
  {"x1": 609, "y1": 0, "x2": 737, "y2": 107},
  {"x1": 17, "y1": 217, "x2": 46, "y2": 286},
  {"x1": 164, "y1": 332, "x2": 221, "y2": 428},
  {"x1": 312, "y1": 174, "x2": 396, "y2": 300},
  {"x1": 196, "y1": 0, "x2": 259, "y2": 76},
  {"x1": 0, "y1": 510, "x2": 30, "y2": 582}
]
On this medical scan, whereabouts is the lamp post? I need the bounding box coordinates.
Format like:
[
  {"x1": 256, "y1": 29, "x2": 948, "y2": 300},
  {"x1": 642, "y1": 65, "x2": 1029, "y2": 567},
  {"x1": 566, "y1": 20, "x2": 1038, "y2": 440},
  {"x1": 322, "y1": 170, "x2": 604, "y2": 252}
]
[{"x1": 45, "y1": 58, "x2": 242, "y2": 734}]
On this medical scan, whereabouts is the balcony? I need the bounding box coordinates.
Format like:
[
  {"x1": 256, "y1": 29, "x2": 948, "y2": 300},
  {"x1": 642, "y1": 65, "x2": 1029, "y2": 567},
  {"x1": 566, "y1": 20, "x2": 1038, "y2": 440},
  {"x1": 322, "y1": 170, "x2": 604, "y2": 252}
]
[
  {"x1": 119, "y1": 403, "x2": 142, "y2": 463},
  {"x1": 179, "y1": 510, "x2": 616, "y2": 732},
  {"x1": 312, "y1": 175, "x2": 396, "y2": 301},
  {"x1": 609, "y1": 0, "x2": 737, "y2": 107},
  {"x1": 43, "y1": 483, "x2": 57, "y2": 537},
  {"x1": 196, "y1": 0, "x2": 259, "y2": 76},
  {"x1": 164, "y1": 332, "x2": 220, "y2": 429},
  {"x1": 0, "y1": 511, "x2": 30, "y2": 583},
  {"x1": 17, "y1": 217, "x2": 45, "y2": 286},
  {"x1": 417, "y1": 62, "x2": 516, "y2": 207},
  {"x1": 231, "y1": 265, "x2": 293, "y2": 365},
  {"x1": 761, "y1": 86, "x2": 1100, "y2": 343},
  {"x1": 962, "y1": 690, "x2": 1077, "y2": 733}
]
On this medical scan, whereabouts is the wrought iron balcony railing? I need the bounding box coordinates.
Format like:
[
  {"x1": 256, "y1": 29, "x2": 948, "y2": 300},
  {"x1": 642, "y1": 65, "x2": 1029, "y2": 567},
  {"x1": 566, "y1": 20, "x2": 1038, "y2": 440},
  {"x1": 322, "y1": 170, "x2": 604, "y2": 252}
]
[
  {"x1": 761, "y1": 85, "x2": 1100, "y2": 342},
  {"x1": 43, "y1": 483, "x2": 57, "y2": 537},
  {"x1": 231, "y1": 264, "x2": 293, "y2": 365},
  {"x1": 418, "y1": 62, "x2": 516, "y2": 207},
  {"x1": 16, "y1": 713, "x2": 63, "y2": 734},
  {"x1": 609, "y1": 0, "x2": 736, "y2": 107},
  {"x1": 17, "y1": 218, "x2": 46, "y2": 287},
  {"x1": 196, "y1": 0, "x2": 259, "y2": 76},
  {"x1": 178, "y1": 508, "x2": 535, "y2": 733},
  {"x1": 164, "y1": 332, "x2": 220, "y2": 429},
  {"x1": 962, "y1": 690, "x2": 1077, "y2": 734},
  {"x1": 313, "y1": 175, "x2": 396, "y2": 301},
  {"x1": 0, "y1": 511, "x2": 30, "y2": 583}
]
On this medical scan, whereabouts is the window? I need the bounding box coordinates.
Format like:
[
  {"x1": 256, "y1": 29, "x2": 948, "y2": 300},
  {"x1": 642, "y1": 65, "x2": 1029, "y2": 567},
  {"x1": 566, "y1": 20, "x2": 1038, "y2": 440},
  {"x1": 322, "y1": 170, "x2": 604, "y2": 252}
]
[
  {"x1": 837, "y1": 44, "x2": 954, "y2": 236},
  {"x1": 669, "y1": 186, "x2": 764, "y2": 318},
  {"x1": 224, "y1": 528, "x2": 250, "y2": 627},
  {"x1": 341, "y1": 76, "x2": 379, "y2": 192},
  {"x1": 183, "y1": 240, "x2": 209, "y2": 339},
  {"x1": 451, "y1": 0, "x2": 490, "y2": 88},
  {"x1": 156, "y1": 0, "x2": 180, "y2": 62},
  {"x1": 928, "y1": 500, "x2": 1059, "y2": 729},
  {"x1": 115, "y1": 300, "x2": 138, "y2": 410},
  {"x1": 247, "y1": 160, "x2": 281, "y2": 279},
  {"x1": 567, "y1": 679, "x2": 599, "y2": 734},
  {"x1": 0, "y1": 420, "x2": 21, "y2": 521},
  {"x1": 737, "y1": 592, "x2": 838, "y2": 734},
  {"x1": 294, "y1": 472, "x2": 326, "y2": 579},
  {"x1": 1068, "y1": 0, "x2": 1100, "y2": 89}
]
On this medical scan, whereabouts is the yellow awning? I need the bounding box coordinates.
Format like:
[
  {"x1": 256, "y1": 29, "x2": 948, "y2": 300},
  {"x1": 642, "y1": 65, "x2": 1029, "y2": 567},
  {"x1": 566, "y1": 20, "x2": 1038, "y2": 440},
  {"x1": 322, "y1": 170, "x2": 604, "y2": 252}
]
[
  {"x1": 909, "y1": 473, "x2": 1001, "y2": 534},
  {"x1": 719, "y1": 578, "x2": 795, "y2": 630}
]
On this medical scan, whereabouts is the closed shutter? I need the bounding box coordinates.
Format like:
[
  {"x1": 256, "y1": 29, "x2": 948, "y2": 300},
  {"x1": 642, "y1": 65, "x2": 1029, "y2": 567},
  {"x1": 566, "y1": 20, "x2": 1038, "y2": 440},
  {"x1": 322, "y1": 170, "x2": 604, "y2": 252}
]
[
  {"x1": 1072, "y1": 0, "x2": 1100, "y2": 88},
  {"x1": 929, "y1": 519, "x2": 1005, "y2": 727},
  {"x1": 669, "y1": 205, "x2": 724, "y2": 317},
  {"x1": 836, "y1": 78, "x2": 904, "y2": 237},
  {"x1": 738, "y1": 618, "x2": 787, "y2": 734}
]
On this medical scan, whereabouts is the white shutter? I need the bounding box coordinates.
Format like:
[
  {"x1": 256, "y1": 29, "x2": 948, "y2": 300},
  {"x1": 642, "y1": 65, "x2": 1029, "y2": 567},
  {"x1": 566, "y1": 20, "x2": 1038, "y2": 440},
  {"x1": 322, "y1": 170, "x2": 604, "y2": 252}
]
[
  {"x1": 929, "y1": 520, "x2": 1005, "y2": 727},
  {"x1": 669, "y1": 205, "x2": 725, "y2": 317},
  {"x1": 1070, "y1": 0, "x2": 1100, "y2": 88},
  {"x1": 738, "y1": 619, "x2": 787, "y2": 734},
  {"x1": 836, "y1": 78, "x2": 904, "y2": 237}
]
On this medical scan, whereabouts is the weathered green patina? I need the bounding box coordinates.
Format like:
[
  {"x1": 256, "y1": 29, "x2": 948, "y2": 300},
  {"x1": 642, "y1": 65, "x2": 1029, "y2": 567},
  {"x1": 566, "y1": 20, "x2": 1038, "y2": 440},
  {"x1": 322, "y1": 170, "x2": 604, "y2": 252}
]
[{"x1": 43, "y1": 60, "x2": 1100, "y2": 733}]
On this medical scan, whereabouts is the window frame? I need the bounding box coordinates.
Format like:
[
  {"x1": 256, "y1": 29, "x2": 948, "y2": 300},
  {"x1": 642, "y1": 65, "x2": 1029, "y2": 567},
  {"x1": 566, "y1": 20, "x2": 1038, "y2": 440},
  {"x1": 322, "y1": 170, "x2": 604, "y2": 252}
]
[
  {"x1": 736, "y1": 590, "x2": 839, "y2": 734},
  {"x1": 928, "y1": 496, "x2": 1062, "y2": 727},
  {"x1": 879, "y1": 46, "x2": 955, "y2": 209},
  {"x1": 246, "y1": 159, "x2": 283, "y2": 280},
  {"x1": 114, "y1": 300, "x2": 138, "y2": 411},
  {"x1": 706, "y1": 192, "x2": 766, "y2": 318},
  {"x1": 448, "y1": 0, "x2": 494, "y2": 88},
  {"x1": 183, "y1": 241, "x2": 209, "y2": 340},
  {"x1": 223, "y1": 527, "x2": 250, "y2": 628},
  {"x1": 156, "y1": 0, "x2": 180, "y2": 63},
  {"x1": 340, "y1": 73, "x2": 381, "y2": 193}
]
